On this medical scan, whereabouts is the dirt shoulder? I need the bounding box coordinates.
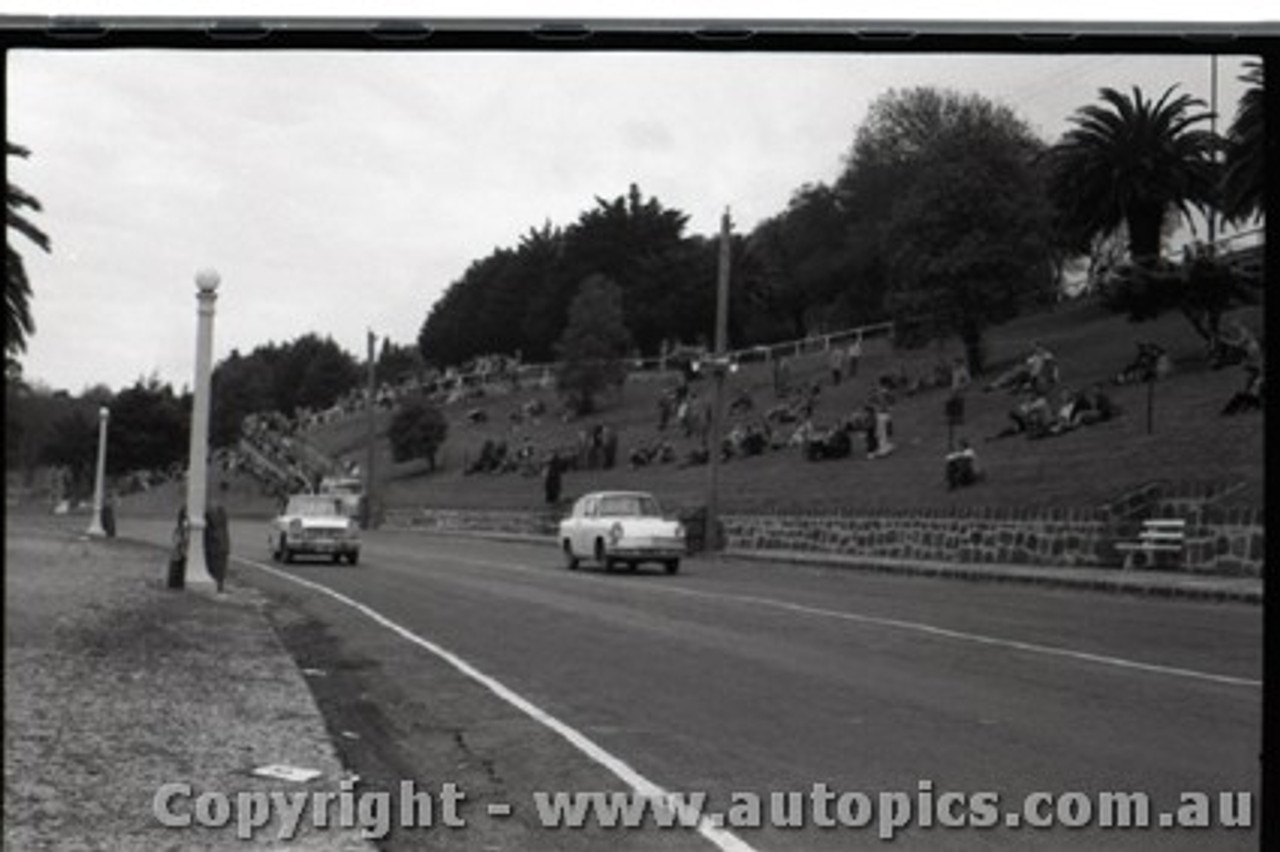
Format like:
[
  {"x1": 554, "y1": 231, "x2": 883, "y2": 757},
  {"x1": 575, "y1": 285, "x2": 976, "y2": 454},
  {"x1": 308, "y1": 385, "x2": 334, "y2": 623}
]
[{"x1": 3, "y1": 515, "x2": 373, "y2": 851}]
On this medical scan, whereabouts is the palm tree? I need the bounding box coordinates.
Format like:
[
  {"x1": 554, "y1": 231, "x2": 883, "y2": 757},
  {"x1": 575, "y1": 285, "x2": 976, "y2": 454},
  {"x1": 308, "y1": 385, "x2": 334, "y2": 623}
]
[
  {"x1": 1221, "y1": 62, "x2": 1264, "y2": 224},
  {"x1": 6, "y1": 143, "x2": 51, "y2": 357},
  {"x1": 1045, "y1": 86, "x2": 1218, "y2": 264}
]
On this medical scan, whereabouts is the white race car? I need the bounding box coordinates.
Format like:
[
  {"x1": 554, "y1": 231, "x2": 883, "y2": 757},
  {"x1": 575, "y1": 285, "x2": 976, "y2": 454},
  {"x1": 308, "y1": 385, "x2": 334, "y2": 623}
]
[
  {"x1": 270, "y1": 493, "x2": 361, "y2": 565},
  {"x1": 558, "y1": 490, "x2": 686, "y2": 574}
]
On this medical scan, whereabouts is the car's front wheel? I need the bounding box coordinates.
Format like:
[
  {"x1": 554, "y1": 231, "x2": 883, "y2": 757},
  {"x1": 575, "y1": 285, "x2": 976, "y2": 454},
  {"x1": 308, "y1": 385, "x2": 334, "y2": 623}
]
[
  {"x1": 664, "y1": 559, "x2": 680, "y2": 575},
  {"x1": 347, "y1": 551, "x2": 360, "y2": 566},
  {"x1": 279, "y1": 535, "x2": 293, "y2": 564}
]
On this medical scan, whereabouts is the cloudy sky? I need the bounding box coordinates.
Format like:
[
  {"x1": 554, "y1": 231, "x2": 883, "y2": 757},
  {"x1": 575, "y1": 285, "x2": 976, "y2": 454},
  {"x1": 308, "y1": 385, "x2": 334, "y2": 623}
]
[{"x1": 6, "y1": 34, "x2": 1257, "y2": 393}]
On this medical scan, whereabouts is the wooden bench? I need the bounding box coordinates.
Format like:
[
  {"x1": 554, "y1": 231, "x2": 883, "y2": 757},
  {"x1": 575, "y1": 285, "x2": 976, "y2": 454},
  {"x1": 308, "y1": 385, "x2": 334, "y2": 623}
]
[{"x1": 1114, "y1": 518, "x2": 1187, "y2": 570}]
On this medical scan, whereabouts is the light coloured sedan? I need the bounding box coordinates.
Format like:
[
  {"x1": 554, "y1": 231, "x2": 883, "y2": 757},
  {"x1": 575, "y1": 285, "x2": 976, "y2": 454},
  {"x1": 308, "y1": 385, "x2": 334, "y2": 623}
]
[
  {"x1": 558, "y1": 490, "x2": 686, "y2": 574},
  {"x1": 269, "y1": 493, "x2": 361, "y2": 565}
]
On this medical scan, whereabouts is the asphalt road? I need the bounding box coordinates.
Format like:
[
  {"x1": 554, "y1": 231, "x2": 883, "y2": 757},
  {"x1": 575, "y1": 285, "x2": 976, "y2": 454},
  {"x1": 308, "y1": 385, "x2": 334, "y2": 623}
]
[{"x1": 122, "y1": 518, "x2": 1261, "y2": 851}]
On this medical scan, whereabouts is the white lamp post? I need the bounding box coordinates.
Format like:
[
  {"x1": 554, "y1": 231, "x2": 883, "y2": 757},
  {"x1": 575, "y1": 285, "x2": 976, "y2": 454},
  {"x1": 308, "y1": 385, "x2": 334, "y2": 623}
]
[
  {"x1": 86, "y1": 406, "x2": 110, "y2": 537},
  {"x1": 183, "y1": 268, "x2": 220, "y2": 588}
]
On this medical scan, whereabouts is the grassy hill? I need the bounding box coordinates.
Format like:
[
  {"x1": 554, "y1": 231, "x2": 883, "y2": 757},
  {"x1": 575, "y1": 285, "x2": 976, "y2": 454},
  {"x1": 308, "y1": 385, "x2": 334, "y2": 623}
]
[{"x1": 303, "y1": 299, "x2": 1262, "y2": 516}]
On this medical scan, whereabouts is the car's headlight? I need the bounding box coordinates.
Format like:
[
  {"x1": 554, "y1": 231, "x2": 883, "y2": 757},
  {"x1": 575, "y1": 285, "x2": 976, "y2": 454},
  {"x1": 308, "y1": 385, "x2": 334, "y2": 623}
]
[{"x1": 608, "y1": 522, "x2": 624, "y2": 544}]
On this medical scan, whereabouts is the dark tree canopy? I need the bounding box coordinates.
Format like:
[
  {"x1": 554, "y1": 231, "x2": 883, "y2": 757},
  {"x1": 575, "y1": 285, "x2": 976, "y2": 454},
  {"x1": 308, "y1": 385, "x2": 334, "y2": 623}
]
[
  {"x1": 1221, "y1": 62, "x2": 1265, "y2": 224},
  {"x1": 554, "y1": 275, "x2": 633, "y2": 416},
  {"x1": 39, "y1": 408, "x2": 99, "y2": 497},
  {"x1": 835, "y1": 88, "x2": 1056, "y2": 371},
  {"x1": 418, "y1": 184, "x2": 704, "y2": 368},
  {"x1": 388, "y1": 397, "x2": 448, "y2": 470},
  {"x1": 106, "y1": 376, "x2": 188, "y2": 476},
  {"x1": 6, "y1": 143, "x2": 52, "y2": 360},
  {"x1": 1044, "y1": 85, "x2": 1218, "y2": 261}
]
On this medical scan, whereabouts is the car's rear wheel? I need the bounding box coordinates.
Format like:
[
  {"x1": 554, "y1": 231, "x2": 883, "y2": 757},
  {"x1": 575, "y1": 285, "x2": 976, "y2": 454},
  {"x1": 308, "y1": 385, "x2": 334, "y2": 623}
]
[
  {"x1": 664, "y1": 559, "x2": 680, "y2": 575},
  {"x1": 332, "y1": 553, "x2": 342, "y2": 565},
  {"x1": 347, "y1": 551, "x2": 360, "y2": 566},
  {"x1": 626, "y1": 560, "x2": 639, "y2": 573},
  {"x1": 563, "y1": 541, "x2": 579, "y2": 571}
]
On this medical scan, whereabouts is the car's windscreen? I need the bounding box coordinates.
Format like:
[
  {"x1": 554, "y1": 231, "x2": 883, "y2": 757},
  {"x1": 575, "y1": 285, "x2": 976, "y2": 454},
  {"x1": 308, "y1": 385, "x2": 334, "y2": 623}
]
[
  {"x1": 598, "y1": 495, "x2": 660, "y2": 517},
  {"x1": 286, "y1": 496, "x2": 342, "y2": 516}
]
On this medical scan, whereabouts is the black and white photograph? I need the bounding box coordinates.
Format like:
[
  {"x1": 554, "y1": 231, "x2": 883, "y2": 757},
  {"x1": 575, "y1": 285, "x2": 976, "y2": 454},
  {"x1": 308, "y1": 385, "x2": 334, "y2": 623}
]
[{"x1": 3, "y1": 9, "x2": 1269, "y2": 851}]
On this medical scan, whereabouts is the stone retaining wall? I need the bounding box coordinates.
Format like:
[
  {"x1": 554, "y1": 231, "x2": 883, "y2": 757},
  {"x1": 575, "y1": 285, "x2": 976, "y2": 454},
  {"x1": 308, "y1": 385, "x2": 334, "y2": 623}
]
[{"x1": 382, "y1": 504, "x2": 1263, "y2": 578}]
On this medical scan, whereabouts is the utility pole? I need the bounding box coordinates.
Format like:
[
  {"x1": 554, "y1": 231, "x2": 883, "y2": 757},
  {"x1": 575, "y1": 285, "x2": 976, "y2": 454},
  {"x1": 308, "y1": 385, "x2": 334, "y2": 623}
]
[
  {"x1": 184, "y1": 269, "x2": 220, "y2": 589},
  {"x1": 705, "y1": 208, "x2": 731, "y2": 552},
  {"x1": 363, "y1": 329, "x2": 378, "y2": 529},
  {"x1": 86, "y1": 407, "x2": 110, "y2": 537}
]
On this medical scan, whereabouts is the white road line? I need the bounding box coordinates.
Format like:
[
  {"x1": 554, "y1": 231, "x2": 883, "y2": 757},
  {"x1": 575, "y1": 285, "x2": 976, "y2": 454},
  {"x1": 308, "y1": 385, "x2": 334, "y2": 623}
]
[
  {"x1": 433, "y1": 553, "x2": 1262, "y2": 690},
  {"x1": 240, "y1": 557, "x2": 758, "y2": 852}
]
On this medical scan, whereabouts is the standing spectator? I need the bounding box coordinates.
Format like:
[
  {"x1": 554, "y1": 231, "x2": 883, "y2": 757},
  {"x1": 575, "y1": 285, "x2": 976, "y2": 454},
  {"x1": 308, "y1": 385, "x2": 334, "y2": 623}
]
[
  {"x1": 657, "y1": 392, "x2": 673, "y2": 432},
  {"x1": 828, "y1": 345, "x2": 846, "y2": 386},
  {"x1": 847, "y1": 335, "x2": 862, "y2": 379},
  {"x1": 869, "y1": 405, "x2": 896, "y2": 458},
  {"x1": 774, "y1": 355, "x2": 792, "y2": 399},
  {"x1": 1026, "y1": 341, "x2": 1058, "y2": 394},
  {"x1": 950, "y1": 356, "x2": 971, "y2": 392},
  {"x1": 543, "y1": 454, "x2": 563, "y2": 505},
  {"x1": 861, "y1": 405, "x2": 878, "y2": 456},
  {"x1": 602, "y1": 425, "x2": 619, "y2": 470},
  {"x1": 204, "y1": 504, "x2": 230, "y2": 592},
  {"x1": 945, "y1": 355, "x2": 971, "y2": 432}
]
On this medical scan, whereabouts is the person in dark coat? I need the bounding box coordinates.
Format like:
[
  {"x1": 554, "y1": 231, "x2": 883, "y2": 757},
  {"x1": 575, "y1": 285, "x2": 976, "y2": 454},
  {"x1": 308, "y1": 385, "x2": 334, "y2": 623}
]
[
  {"x1": 204, "y1": 504, "x2": 230, "y2": 593},
  {"x1": 543, "y1": 454, "x2": 563, "y2": 505}
]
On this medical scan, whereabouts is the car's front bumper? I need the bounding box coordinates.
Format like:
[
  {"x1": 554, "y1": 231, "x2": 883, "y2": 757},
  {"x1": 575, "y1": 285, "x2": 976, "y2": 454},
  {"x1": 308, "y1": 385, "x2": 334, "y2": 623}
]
[
  {"x1": 608, "y1": 543, "x2": 685, "y2": 559},
  {"x1": 286, "y1": 535, "x2": 360, "y2": 555}
]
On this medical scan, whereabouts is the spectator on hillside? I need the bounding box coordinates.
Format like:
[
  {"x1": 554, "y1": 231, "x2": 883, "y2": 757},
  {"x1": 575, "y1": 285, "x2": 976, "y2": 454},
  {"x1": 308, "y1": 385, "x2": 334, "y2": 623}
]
[
  {"x1": 1221, "y1": 365, "x2": 1263, "y2": 415},
  {"x1": 1210, "y1": 320, "x2": 1260, "y2": 370},
  {"x1": 805, "y1": 422, "x2": 853, "y2": 461},
  {"x1": 829, "y1": 345, "x2": 847, "y2": 386},
  {"x1": 802, "y1": 380, "x2": 822, "y2": 419},
  {"x1": 950, "y1": 356, "x2": 971, "y2": 392},
  {"x1": 1027, "y1": 341, "x2": 1058, "y2": 394},
  {"x1": 868, "y1": 405, "x2": 895, "y2": 458},
  {"x1": 1114, "y1": 341, "x2": 1172, "y2": 385},
  {"x1": 543, "y1": 454, "x2": 563, "y2": 504},
  {"x1": 788, "y1": 417, "x2": 818, "y2": 448},
  {"x1": 677, "y1": 394, "x2": 693, "y2": 437},
  {"x1": 861, "y1": 405, "x2": 879, "y2": 456},
  {"x1": 945, "y1": 439, "x2": 982, "y2": 490},
  {"x1": 602, "y1": 424, "x2": 619, "y2": 470},
  {"x1": 988, "y1": 391, "x2": 1051, "y2": 441},
  {"x1": 773, "y1": 355, "x2": 792, "y2": 399},
  {"x1": 728, "y1": 387, "x2": 754, "y2": 416},
  {"x1": 1076, "y1": 383, "x2": 1118, "y2": 426},
  {"x1": 657, "y1": 391, "x2": 673, "y2": 431},
  {"x1": 847, "y1": 336, "x2": 862, "y2": 379},
  {"x1": 677, "y1": 445, "x2": 710, "y2": 469}
]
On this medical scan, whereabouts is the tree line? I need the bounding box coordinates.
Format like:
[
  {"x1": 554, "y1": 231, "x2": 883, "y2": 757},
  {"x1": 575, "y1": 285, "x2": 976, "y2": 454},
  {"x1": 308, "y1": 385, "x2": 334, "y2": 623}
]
[{"x1": 417, "y1": 73, "x2": 1263, "y2": 378}]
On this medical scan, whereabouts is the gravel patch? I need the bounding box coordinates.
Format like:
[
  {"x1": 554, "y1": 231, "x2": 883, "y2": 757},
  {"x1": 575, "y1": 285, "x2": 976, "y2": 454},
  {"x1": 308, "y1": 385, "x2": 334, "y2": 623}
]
[{"x1": 4, "y1": 516, "x2": 374, "y2": 851}]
